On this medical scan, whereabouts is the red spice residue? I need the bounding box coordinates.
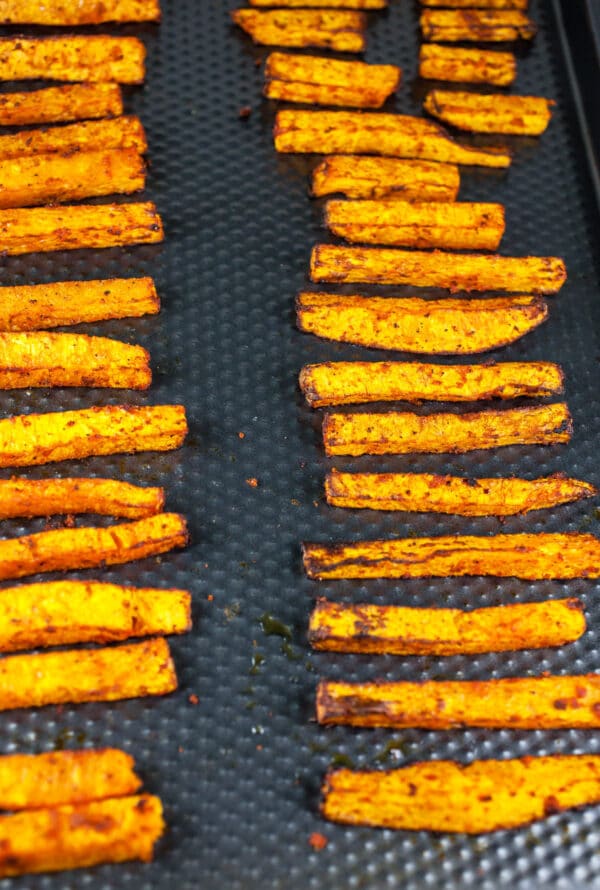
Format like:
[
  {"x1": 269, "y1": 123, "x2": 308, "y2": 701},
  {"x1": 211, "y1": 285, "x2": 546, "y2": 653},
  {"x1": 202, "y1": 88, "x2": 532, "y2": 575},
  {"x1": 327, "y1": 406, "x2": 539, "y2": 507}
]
[
  {"x1": 309, "y1": 832, "x2": 328, "y2": 851},
  {"x1": 239, "y1": 106, "x2": 252, "y2": 119},
  {"x1": 246, "y1": 477, "x2": 259, "y2": 488},
  {"x1": 188, "y1": 694, "x2": 199, "y2": 706}
]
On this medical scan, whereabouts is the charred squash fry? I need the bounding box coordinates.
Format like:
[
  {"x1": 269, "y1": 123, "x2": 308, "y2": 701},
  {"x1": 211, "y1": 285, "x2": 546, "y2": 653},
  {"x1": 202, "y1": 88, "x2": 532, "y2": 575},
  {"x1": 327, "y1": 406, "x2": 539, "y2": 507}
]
[
  {"x1": 311, "y1": 156, "x2": 460, "y2": 201},
  {"x1": 0, "y1": 202, "x2": 163, "y2": 256},
  {"x1": 0, "y1": 477, "x2": 164, "y2": 520},
  {"x1": 251, "y1": 0, "x2": 385, "y2": 6},
  {"x1": 0, "y1": 117, "x2": 147, "y2": 162},
  {"x1": 325, "y1": 470, "x2": 596, "y2": 515},
  {"x1": 325, "y1": 199, "x2": 505, "y2": 250},
  {"x1": 0, "y1": 36, "x2": 145, "y2": 84},
  {"x1": 322, "y1": 755, "x2": 600, "y2": 834},
  {"x1": 310, "y1": 245, "x2": 567, "y2": 293},
  {"x1": 0, "y1": 0, "x2": 160, "y2": 24},
  {"x1": 419, "y1": 45, "x2": 516, "y2": 87},
  {"x1": 296, "y1": 292, "x2": 548, "y2": 354},
  {"x1": 422, "y1": 0, "x2": 529, "y2": 7},
  {"x1": 0, "y1": 83, "x2": 122, "y2": 127},
  {"x1": 275, "y1": 109, "x2": 511, "y2": 167},
  {"x1": 309, "y1": 598, "x2": 585, "y2": 655},
  {"x1": 421, "y1": 9, "x2": 536, "y2": 42},
  {"x1": 425, "y1": 89, "x2": 554, "y2": 136},
  {"x1": 300, "y1": 360, "x2": 564, "y2": 407},
  {"x1": 0, "y1": 277, "x2": 159, "y2": 331},
  {"x1": 232, "y1": 9, "x2": 366, "y2": 52},
  {"x1": 264, "y1": 53, "x2": 400, "y2": 109}
]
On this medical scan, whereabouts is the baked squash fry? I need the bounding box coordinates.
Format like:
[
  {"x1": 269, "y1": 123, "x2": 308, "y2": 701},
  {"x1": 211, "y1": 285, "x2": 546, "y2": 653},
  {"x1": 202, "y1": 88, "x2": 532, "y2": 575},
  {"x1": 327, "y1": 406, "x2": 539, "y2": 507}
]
[
  {"x1": 0, "y1": 84, "x2": 122, "y2": 127},
  {"x1": 422, "y1": 0, "x2": 529, "y2": 7},
  {"x1": 275, "y1": 109, "x2": 511, "y2": 167},
  {"x1": 300, "y1": 360, "x2": 564, "y2": 407},
  {"x1": 296, "y1": 293, "x2": 548, "y2": 354},
  {"x1": 264, "y1": 53, "x2": 400, "y2": 108},
  {"x1": 0, "y1": 117, "x2": 147, "y2": 162},
  {"x1": 325, "y1": 199, "x2": 505, "y2": 250},
  {"x1": 421, "y1": 10, "x2": 536, "y2": 42},
  {"x1": 309, "y1": 597, "x2": 585, "y2": 655},
  {"x1": 0, "y1": 477, "x2": 164, "y2": 520},
  {"x1": 311, "y1": 156, "x2": 460, "y2": 201},
  {"x1": 419, "y1": 45, "x2": 517, "y2": 87},
  {"x1": 0, "y1": 277, "x2": 159, "y2": 331},
  {"x1": 425, "y1": 89, "x2": 554, "y2": 136},
  {"x1": 322, "y1": 755, "x2": 600, "y2": 834},
  {"x1": 310, "y1": 245, "x2": 567, "y2": 293},
  {"x1": 325, "y1": 470, "x2": 596, "y2": 515},
  {"x1": 0, "y1": 36, "x2": 145, "y2": 84},
  {"x1": 232, "y1": 9, "x2": 366, "y2": 52},
  {"x1": 303, "y1": 532, "x2": 600, "y2": 581},
  {"x1": 0, "y1": 0, "x2": 160, "y2": 24},
  {"x1": 251, "y1": 0, "x2": 385, "y2": 6}
]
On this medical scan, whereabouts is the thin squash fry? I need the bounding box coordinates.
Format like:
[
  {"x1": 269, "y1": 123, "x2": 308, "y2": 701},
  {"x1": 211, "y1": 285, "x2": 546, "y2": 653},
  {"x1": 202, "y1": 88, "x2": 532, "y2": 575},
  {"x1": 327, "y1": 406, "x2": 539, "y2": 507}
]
[
  {"x1": 0, "y1": 477, "x2": 164, "y2": 520},
  {"x1": 425, "y1": 89, "x2": 554, "y2": 135},
  {"x1": 311, "y1": 156, "x2": 460, "y2": 201},
  {"x1": 421, "y1": 9, "x2": 536, "y2": 42},
  {"x1": 300, "y1": 360, "x2": 564, "y2": 407},
  {"x1": 275, "y1": 109, "x2": 511, "y2": 167},
  {"x1": 322, "y1": 755, "x2": 600, "y2": 834},
  {"x1": 309, "y1": 597, "x2": 585, "y2": 655},
  {"x1": 310, "y1": 245, "x2": 567, "y2": 293},
  {"x1": 0, "y1": 83, "x2": 122, "y2": 127},
  {"x1": 325, "y1": 470, "x2": 597, "y2": 515},
  {"x1": 296, "y1": 292, "x2": 548, "y2": 354},
  {"x1": 232, "y1": 9, "x2": 366, "y2": 52},
  {"x1": 325, "y1": 199, "x2": 505, "y2": 249},
  {"x1": 0, "y1": 202, "x2": 163, "y2": 256},
  {"x1": 0, "y1": 0, "x2": 160, "y2": 24},
  {"x1": 251, "y1": 0, "x2": 385, "y2": 6},
  {"x1": 422, "y1": 0, "x2": 529, "y2": 7},
  {"x1": 264, "y1": 53, "x2": 400, "y2": 108},
  {"x1": 0, "y1": 277, "x2": 159, "y2": 331},
  {"x1": 0, "y1": 36, "x2": 146, "y2": 84},
  {"x1": 419, "y1": 45, "x2": 517, "y2": 87},
  {"x1": 0, "y1": 117, "x2": 147, "y2": 162}
]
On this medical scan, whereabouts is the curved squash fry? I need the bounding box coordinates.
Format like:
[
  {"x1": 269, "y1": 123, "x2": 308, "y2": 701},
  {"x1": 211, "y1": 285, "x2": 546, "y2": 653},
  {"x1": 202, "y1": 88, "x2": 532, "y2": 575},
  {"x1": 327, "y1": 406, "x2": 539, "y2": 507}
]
[
  {"x1": 0, "y1": 117, "x2": 147, "y2": 162},
  {"x1": 0, "y1": 83, "x2": 122, "y2": 127},
  {"x1": 0, "y1": 478, "x2": 164, "y2": 520},
  {"x1": 232, "y1": 9, "x2": 366, "y2": 52},
  {"x1": 425, "y1": 90, "x2": 554, "y2": 135},
  {"x1": 419, "y1": 45, "x2": 517, "y2": 87},
  {"x1": 311, "y1": 156, "x2": 460, "y2": 201},
  {"x1": 0, "y1": 0, "x2": 160, "y2": 23},
  {"x1": 421, "y1": 9, "x2": 536, "y2": 42}
]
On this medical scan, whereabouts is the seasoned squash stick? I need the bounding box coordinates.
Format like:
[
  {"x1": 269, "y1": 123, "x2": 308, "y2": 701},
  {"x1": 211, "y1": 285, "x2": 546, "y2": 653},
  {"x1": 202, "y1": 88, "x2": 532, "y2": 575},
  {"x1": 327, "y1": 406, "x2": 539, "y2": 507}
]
[
  {"x1": 0, "y1": 84, "x2": 122, "y2": 127},
  {"x1": 312, "y1": 156, "x2": 460, "y2": 201},
  {"x1": 419, "y1": 45, "x2": 516, "y2": 87},
  {"x1": 322, "y1": 755, "x2": 600, "y2": 834},
  {"x1": 325, "y1": 470, "x2": 597, "y2": 515},
  {"x1": 0, "y1": 0, "x2": 160, "y2": 24},
  {"x1": 264, "y1": 53, "x2": 400, "y2": 108},
  {"x1": 0, "y1": 117, "x2": 147, "y2": 162},
  {"x1": 297, "y1": 293, "x2": 548, "y2": 354},
  {"x1": 275, "y1": 109, "x2": 511, "y2": 167},
  {"x1": 0, "y1": 36, "x2": 146, "y2": 84},
  {"x1": 0, "y1": 478, "x2": 164, "y2": 520},
  {"x1": 300, "y1": 360, "x2": 564, "y2": 407},
  {"x1": 422, "y1": 0, "x2": 529, "y2": 7},
  {"x1": 309, "y1": 598, "x2": 585, "y2": 655},
  {"x1": 421, "y1": 10, "x2": 536, "y2": 42},
  {"x1": 251, "y1": 0, "x2": 385, "y2": 6},
  {"x1": 325, "y1": 199, "x2": 505, "y2": 250},
  {"x1": 232, "y1": 9, "x2": 366, "y2": 52},
  {"x1": 0, "y1": 277, "x2": 158, "y2": 331},
  {"x1": 425, "y1": 90, "x2": 554, "y2": 136},
  {"x1": 310, "y1": 245, "x2": 567, "y2": 293}
]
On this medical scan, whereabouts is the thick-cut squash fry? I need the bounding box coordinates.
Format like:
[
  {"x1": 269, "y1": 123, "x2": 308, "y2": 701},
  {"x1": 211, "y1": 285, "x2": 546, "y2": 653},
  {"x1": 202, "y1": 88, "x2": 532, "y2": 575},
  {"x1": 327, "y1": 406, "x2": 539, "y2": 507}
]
[
  {"x1": 0, "y1": 277, "x2": 159, "y2": 331},
  {"x1": 425, "y1": 89, "x2": 554, "y2": 135},
  {"x1": 0, "y1": 84, "x2": 122, "y2": 127},
  {"x1": 296, "y1": 292, "x2": 548, "y2": 354},
  {"x1": 232, "y1": 9, "x2": 366, "y2": 52},
  {"x1": 309, "y1": 598, "x2": 585, "y2": 655},
  {"x1": 251, "y1": 0, "x2": 385, "y2": 6},
  {"x1": 310, "y1": 245, "x2": 567, "y2": 293},
  {"x1": 325, "y1": 199, "x2": 505, "y2": 249},
  {"x1": 311, "y1": 156, "x2": 460, "y2": 201},
  {"x1": 275, "y1": 109, "x2": 511, "y2": 167},
  {"x1": 0, "y1": 117, "x2": 147, "y2": 162},
  {"x1": 421, "y1": 9, "x2": 536, "y2": 42},
  {"x1": 0, "y1": 202, "x2": 163, "y2": 256},
  {"x1": 420, "y1": 45, "x2": 517, "y2": 87},
  {"x1": 422, "y1": 0, "x2": 528, "y2": 6},
  {"x1": 0, "y1": 36, "x2": 145, "y2": 84},
  {"x1": 0, "y1": 477, "x2": 164, "y2": 520},
  {"x1": 264, "y1": 53, "x2": 400, "y2": 108},
  {"x1": 325, "y1": 470, "x2": 597, "y2": 515},
  {"x1": 0, "y1": 0, "x2": 160, "y2": 24},
  {"x1": 322, "y1": 755, "x2": 600, "y2": 834},
  {"x1": 300, "y1": 360, "x2": 564, "y2": 407}
]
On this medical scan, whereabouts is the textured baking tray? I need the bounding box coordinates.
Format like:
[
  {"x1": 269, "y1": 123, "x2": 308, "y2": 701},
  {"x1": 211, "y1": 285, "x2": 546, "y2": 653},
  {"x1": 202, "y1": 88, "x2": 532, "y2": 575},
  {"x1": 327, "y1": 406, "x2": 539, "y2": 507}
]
[{"x1": 0, "y1": 0, "x2": 600, "y2": 887}]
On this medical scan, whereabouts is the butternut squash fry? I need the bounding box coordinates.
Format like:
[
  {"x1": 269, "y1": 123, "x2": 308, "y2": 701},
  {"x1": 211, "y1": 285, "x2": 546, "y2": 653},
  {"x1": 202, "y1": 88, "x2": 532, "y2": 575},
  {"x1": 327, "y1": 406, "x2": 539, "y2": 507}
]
[
  {"x1": 322, "y1": 755, "x2": 600, "y2": 834},
  {"x1": 296, "y1": 292, "x2": 548, "y2": 354},
  {"x1": 0, "y1": 0, "x2": 160, "y2": 24},
  {"x1": 422, "y1": 0, "x2": 528, "y2": 6},
  {"x1": 0, "y1": 84, "x2": 122, "y2": 127},
  {"x1": 303, "y1": 532, "x2": 600, "y2": 581},
  {"x1": 309, "y1": 597, "x2": 585, "y2": 655},
  {"x1": 0, "y1": 477, "x2": 164, "y2": 520},
  {"x1": 310, "y1": 245, "x2": 567, "y2": 293},
  {"x1": 325, "y1": 199, "x2": 505, "y2": 249},
  {"x1": 251, "y1": 0, "x2": 385, "y2": 6},
  {"x1": 419, "y1": 45, "x2": 517, "y2": 87},
  {"x1": 0, "y1": 277, "x2": 159, "y2": 331},
  {"x1": 232, "y1": 9, "x2": 366, "y2": 52},
  {"x1": 425, "y1": 89, "x2": 554, "y2": 136},
  {"x1": 275, "y1": 109, "x2": 511, "y2": 167},
  {"x1": 0, "y1": 36, "x2": 146, "y2": 84},
  {"x1": 264, "y1": 53, "x2": 400, "y2": 108},
  {"x1": 325, "y1": 470, "x2": 597, "y2": 515},
  {"x1": 311, "y1": 156, "x2": 460, "y2": 201},
  {"x1": 0, "y1": 202, "x2": 163, "y2": 256},
  {"x1": 0, "y1": 117, "x2": 147, "y2": 162},
  {"x1": 300, "y1": 360, "x2": 564, "y2": 407},
  {"x1": 421, "y1": 9, "x2": 536, "y2": 42}
]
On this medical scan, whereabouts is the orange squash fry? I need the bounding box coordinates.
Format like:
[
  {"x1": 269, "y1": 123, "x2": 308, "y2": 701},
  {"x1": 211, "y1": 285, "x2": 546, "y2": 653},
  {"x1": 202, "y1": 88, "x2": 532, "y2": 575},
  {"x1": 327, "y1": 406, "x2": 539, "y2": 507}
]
[
  {"x1": 0, "y1": 83, "x2": 122, "y2": 127},
  {"x1": 275, "y1": 109, "x2": 511, "y2": 167},
  {"x1": 422, "y1": 0, "x2": 529, "y2": 7},
  {"x1": 300, "y1": 360, "x2": 563, "y2": 407},
  {"x1": 0, "y1": 202, "x2": 163, "y2": 256},
  {"x1": 232, "y1": 9, "x2": 366, "y2": 52},
  {"x1": 325, "y1": 199, "x2": 505, "y2": 249},
  {"x1": 0, "y1": 0, "x2": 160, "y2": 24},
  {"x1": 251, "y1": 0, "x2": 385, "y2": 6},
  {"x1": 309, "y1": 597, "x2": 585, "y2": 655},
  {"x1": 264, "y1": 53, "x2": 400, "y2": 108},
  {"x1": 0, "y1": 117, "x2": 147, "y2": 162},
  {"x1": 0, "y1": 277, "x2": 158, "y2": 331},
  {"x1": 0, "y1": 36, "x2": 146, "y2": 84},
  {"x1": 419, "y1": 45, "x2": 517, "y2": 87},
  {"x1": 0, "y1": 477, "x2": 164, "y2": 520},
  {"x1": 311, "y1": 156, "x2": 460, "y2": 201},
  {"x1": 322, "y1": 755, "x2": 600, "y2": 834},
  {"x1": 310, "y1": 245, "x2": 567, "y2": 293},
  {"x1": 425, "y1": 89, "x2": 554, "y2": 135},
  {"x1": 297, "y1": 293, "x2": 548, "y2": 354},
  {"x1": 421, "y1": 9, "x2": 536, "y2": 42},
  {"x1": 325, "y1": 470, "x2": 597, "y2": 515}
]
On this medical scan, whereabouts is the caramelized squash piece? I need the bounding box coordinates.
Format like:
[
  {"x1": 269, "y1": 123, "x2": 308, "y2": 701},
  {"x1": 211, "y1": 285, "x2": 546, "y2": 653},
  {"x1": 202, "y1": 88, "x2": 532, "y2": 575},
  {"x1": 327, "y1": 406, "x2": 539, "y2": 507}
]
[
  {"x1": 0, "y1": 0, "x2": 160, "y2": 24},
  {"x1": 312, "y1": 156, "x2": 460, "y2": 201},
  {"x1": 422, "y1": 0, "x2": 528, "y2": 7},
  {"x1": 425, "y1": 89, "x2": 554, "y2": 135},
  {"x1": 0, "y1": 36, "x2": 146, "y2": 83},
  {"x1": 251, "y1": 0, "x2": 385, "y2": 6},
  {"x1": 0, "y1": 117, "x2": 147, "y2": 162},
  {"x1": 419, "y1": 45, "x2": 516, "y2": 87},
  {"x1": 0, "y1": 477, "x2": 164, "y2": 520},
  {"x1": 421, "y1": 9, "x2": 536, "y2": 42},
  {"x1": 232, "y1": 9, "x2": 366, "y2": 52},
  {"x1": 0, "y1": 83, "x2": 122, "y2": 127}
]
